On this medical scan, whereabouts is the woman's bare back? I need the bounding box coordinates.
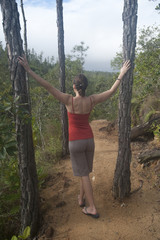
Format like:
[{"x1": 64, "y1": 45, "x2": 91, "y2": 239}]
[{"x1": 66, "y1": 96, "x2": 93, "y2": 114}]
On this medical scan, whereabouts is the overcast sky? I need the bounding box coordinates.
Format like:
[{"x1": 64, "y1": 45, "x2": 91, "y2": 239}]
[{"x1": 0, "y1": 0, "x2": 159, "y2": 71}]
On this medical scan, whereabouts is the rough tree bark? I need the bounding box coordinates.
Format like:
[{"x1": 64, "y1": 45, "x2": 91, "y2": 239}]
[
  {"x1": 56, "y1": 0, "x2": 69, "y2": 156},
  {"x1": 113, "y1": 0, "x2": 138, "y2": 199},
  {"x1": 20, "y1": 0, "x2": 28, "y2": 56},
  {"x1": 20, "y1": 0, "x2": 30, "y2": 106},
  {"x1": 0, "y1": 0, "x2": 39, "y2": 236}
]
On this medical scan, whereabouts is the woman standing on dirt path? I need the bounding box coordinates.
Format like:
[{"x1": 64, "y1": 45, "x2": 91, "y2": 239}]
[{"x1": 18, "y1": 55, "x2": 130, "y2": 219}]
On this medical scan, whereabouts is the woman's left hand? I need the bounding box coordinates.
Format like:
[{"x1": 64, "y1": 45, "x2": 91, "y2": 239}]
[{"x1": 18, "y1": 55, "x2": 31, "y2": 72}]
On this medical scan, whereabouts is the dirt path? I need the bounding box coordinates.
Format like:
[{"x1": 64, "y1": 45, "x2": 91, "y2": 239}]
[{"x1": 39, "y1": 120, "x2": 160, "y2": 240}]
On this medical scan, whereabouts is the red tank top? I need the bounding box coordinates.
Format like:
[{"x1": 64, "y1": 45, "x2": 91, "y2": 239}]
[{"x1": 67, "y1": 97, "x2": 94, "y2": 141}]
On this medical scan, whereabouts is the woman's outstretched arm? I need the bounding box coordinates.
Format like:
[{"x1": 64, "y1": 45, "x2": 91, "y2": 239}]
[
  {"x1": 91, "y1": 60, "x2": 131, "y2": 105},
  {"x1": 18, "y1": 55, "x2": 71, "y2": 105}
]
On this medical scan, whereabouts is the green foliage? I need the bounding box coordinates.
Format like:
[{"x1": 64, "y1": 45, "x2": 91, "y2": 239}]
[
  {"x1": 134, "y1": 25, "x2": 160, "y2": 101},
  {"x1": 0, "y1": 116, "x2": 17, "y2": 160},
  {"x1": 111, "y1": 25, "x2": 160, "y2": 126},
  {"x1": 155, "y1": 4, "x2": 160, "y2": 10},
  {"x1": 0, "y1": 41, "x2": 10, "y2": 89},
  {"x1": 27, "y1": 49, "x2": 55, "y2": 89},
  {"x1": 139, "y1": 94, "x2": 160, "y2": 123},
  {"x1": 35, "y1": 119, "x2": 62, "y2": 165},
  {"x1": 71, "y1": 41, "x2": 89, "y2": 72},
  {"x1": 65, "y1": 56, "x2": 83, "y2": 93},
  {"x1": 111, "y1": 51, "x2": 123, "y2": 71},
  {"x1": 0, "y1": 93, "x2": 17, "y2": 163},
  {"x1": 153, "y1": 124, "x2": 160, "y2": 140},
  {"x1": 134, "y1": 25, "x2": 160, "y2": 125},
  {"x1": 84, "y1": 71, "x2": 118, "y2": 120},
  {"x1": 144, "y1": 109, "x2": 156, "y2": 123},
  {"x1": 11, "y1": 226, "x2": 30, "y2": 240},
  {"x1": 0, "y1": 157, "x2": 20, "y2": 239},
  {"x1": 0, "y1": 43, "x2": 21, "y2": 239},
  {"x1": 28, "y1": 49, "x2": 54, "y2": 75},
  {"x1": 149, "y1": 0, "x2": 160, "y2": 11},
  {"x1": 11, "y1": 237, "x2": 18, "y2": 240},
  {"x1": 0, "y1": 42, "x2": 17, "y2": 160},
  {"x1": 131, "y1": 97, "x2": 142, "y2": 126}
]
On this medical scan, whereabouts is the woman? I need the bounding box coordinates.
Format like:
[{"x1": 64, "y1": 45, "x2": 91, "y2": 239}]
[{"x1": 18, "y1": 55, "x2": 130, "y2": 218}]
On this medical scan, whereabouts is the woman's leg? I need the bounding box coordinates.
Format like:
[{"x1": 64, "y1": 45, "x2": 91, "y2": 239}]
[
  {"x1": 80, "y1": 177, "x2": 85, "y2": 199},
  {"x1": 69, "y1": 139, "x2": 98, "y2": 214},
  {"x1": 78, "y1": 177, "x2": 85, "y2": 206},
  {"x1": 81, "y1": 175, "x2": 97, "y2": 214}
]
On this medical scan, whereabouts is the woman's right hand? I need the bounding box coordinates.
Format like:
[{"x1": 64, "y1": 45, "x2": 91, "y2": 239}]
[{"x1": 120, "y1": 60, "x2": 131, "y2": 76}]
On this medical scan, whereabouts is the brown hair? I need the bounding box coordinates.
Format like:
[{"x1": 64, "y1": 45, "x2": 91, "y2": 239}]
[{"x1": 73, "y1": 74, "x2": 88, "y2": 97}]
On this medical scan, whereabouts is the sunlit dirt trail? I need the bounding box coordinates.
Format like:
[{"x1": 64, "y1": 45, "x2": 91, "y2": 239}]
[{"x1": 39, "y1": 120, "x2": 160, "y2": 240}]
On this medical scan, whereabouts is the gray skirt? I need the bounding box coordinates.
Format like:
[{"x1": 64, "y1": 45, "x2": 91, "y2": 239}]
[{"x1": 69, "y1": 138, "x2": 95, "y2": 176}]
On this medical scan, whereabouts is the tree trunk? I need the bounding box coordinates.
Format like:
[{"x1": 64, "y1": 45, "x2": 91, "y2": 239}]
[
  {"x1": 113, "y1": 0, "x2": 138, "y2": 199},
  {"x1": 56, "y1": 0, "x2": 69, "y2": 156},
  {"x1": 0, "y1": 0, "x2": 39, "y2": 237},
  {"x1": 20, "y1": 0, "x2": 31, "y2": 109},
  {"x1": 20, "y1": 0, "x2": 28, "y2": 56}
]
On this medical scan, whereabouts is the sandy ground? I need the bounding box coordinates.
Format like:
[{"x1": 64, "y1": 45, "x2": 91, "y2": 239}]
[{"x1": 38, "y1": 120, "x2": 160, "y2": 240}]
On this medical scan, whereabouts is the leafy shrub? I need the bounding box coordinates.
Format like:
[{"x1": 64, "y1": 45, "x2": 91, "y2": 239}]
[{"x1": 11, "y1": 226, "x2": 30, "y2": 240}]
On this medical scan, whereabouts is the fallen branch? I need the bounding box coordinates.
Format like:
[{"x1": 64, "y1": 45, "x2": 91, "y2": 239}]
[
  {"x1": 138, "y1": 149, "x2": 160, "y2": 164},
  {"x1": 131, "y1": 115, "x2": 160, "y2": 141}
]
